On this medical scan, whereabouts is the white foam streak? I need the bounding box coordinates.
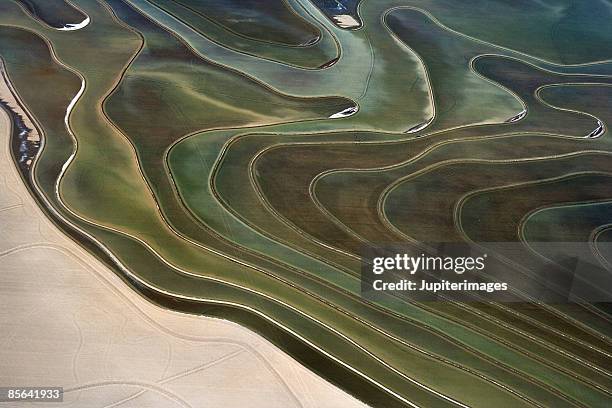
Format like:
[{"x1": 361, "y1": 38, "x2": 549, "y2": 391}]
[
  {"x1": 505, "y1": 109, "x2": 527, "y2": 123},
  {"x1": 58, "y1": 16, "x2": 90, "y2": 31},
  {"x1": 57, "y1": 78, "x2": 85, "y2": 193},
  {"x1": 329, "y1": 106, "x2": 358, "y2": 119}
]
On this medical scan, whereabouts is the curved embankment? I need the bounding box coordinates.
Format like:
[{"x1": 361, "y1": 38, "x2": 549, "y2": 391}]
[
  {"x1": 13, "y1": 0, "x2": 89, "y2": 30},
  {"x1": 135, "y1": 0, "x2": 338, "y2": 69}
]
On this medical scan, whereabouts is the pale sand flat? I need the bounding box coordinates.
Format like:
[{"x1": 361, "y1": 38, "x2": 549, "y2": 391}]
[
  {"x1": 0, "y1": 100, "x2": 368, "y2": 407},
  {"x1": 332, "y1": 15, "x2": 361, "y2": 29}
]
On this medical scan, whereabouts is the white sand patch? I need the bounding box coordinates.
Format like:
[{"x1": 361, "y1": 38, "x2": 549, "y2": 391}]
[{"x1": 332, "y1": 15, "x2": 360, "y2": 28}]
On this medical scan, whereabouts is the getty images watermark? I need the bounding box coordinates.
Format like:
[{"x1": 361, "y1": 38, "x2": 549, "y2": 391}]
[
  {"x1": 370, "y1": 251, "x2": 508, "y2": 293},
  {"x1": 361, "y1": 242, "x2": 612, "y2": 302}
]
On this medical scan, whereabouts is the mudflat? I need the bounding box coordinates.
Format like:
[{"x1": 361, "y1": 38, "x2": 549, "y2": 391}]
[{"x1": 0, "y1": 107, "x2": 366, "y2": 408}]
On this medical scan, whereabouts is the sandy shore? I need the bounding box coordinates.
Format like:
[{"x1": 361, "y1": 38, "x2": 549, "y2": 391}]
[{"x1": 0, "y1": 102, "x2": 367, "y2": 407}]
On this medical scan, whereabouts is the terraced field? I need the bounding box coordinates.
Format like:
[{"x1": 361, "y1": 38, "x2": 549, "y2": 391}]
[{"x1": 1, "y1": 0, "x2": 611, "y2": 406}]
